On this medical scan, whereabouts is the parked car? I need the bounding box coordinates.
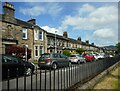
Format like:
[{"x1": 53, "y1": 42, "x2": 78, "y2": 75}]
[
  {"x1": 109, "y1": 55, "x2": 113, "y2": 57},
  {"x1": 91, "y1": 53, "x2": 103, "y2": 60},
  {"x1": 69, "y1": 54, "x2": 86, "y2": 64},
  {"x1": 38, "y1": 53, "x2": 71, "y2": 69},
  {"x1": 2, "y1": 54, "x2": 35, "y2": 80},
  {"x1": 82, "y1": 54, "x2": 95, "y2": 62},
  {"x1": 96, "y1": 53, "x2": 106, "y2": 59}
]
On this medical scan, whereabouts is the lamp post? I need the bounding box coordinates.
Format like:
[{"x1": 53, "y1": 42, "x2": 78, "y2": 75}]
[
  {"x1": 25, "y1": 45, "x2": 28, "y2": 61},
  {"x1": 55, "y1": 31, "x2": 57, "y2": 53}
]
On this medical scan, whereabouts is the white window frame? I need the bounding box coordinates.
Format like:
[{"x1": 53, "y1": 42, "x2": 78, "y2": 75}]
[
  {"x1": 39, "y1": 46, "x2": 44, "y2": 56},
  {"x1": 39, "y1": 31, "x2": 43, "y2": 41},
  {"x1": 34, "y1": 30, "x2": 39, "y2": 40},
  {"x1": 34, "y1": 46, "x2": 38, "y2": 57},
  {"x1": 22, "y1": 28, "x2": 27, "y2": 39}
]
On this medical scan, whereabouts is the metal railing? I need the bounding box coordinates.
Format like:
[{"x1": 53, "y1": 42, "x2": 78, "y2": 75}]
[{"x1": 2, "y1": 55, "x2": 120, "y2": 90}]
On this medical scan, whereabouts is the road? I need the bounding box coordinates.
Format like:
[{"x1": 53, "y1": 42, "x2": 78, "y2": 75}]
[{"x1": 2, "y1": 64, "x2": 85, "y2": 90}]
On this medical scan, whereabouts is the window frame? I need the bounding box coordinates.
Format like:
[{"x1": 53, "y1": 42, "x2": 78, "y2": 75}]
[
  {"x1": 39, "y1": 31, "x2": 43, "y2": 41},
  {"x1": 34, "y1": 46, "x2": 38, "y2": 57},
  {"x1": 22, "y1": 28, "x2": 28, "y2": 39},
  {"x1": 39, "y1": 46, "x2": 43, "y2": 56},
  {"x1": 34, "y1": 30, "x2": 39, "y2": 40}
]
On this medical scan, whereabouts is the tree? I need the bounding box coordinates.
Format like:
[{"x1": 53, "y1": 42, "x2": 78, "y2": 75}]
[
  {"x1": 6, "y1": 45, "x2": 31, "y2": 60},
  {"x1": 116, "y1": 43, "x2": 120, "y2": 54},
  {"x1": 62, "y1": 50, "x2": 71, "y2": 57},
  {"x1": 76, "y1": 48, "x2": 85, "y2": 55}
]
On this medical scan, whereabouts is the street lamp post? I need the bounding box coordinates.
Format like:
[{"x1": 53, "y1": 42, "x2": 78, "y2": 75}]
[
  {"x1": 25, "y1": 45, "x2": 28, "y2": 61},
  {"x1": 55, "y1": 31, "x2": 57, "y2": 53}
]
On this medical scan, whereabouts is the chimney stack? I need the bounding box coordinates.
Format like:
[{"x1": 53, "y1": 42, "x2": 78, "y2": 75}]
[
  {"x1": 27, "y1": 19, "x2": 36, "y2": 25},
  {"x1": 77, "y1": 37, "x2": 81, "y2": 41},
  {"x1": 3, "y1": 2, "x2": 15, "y2": 17},
  {"x1": 86, "y1": 40, "x2": 89, "y2": 44},
  {"x1": 91, "y1": 43, "x2": 94, "y2": 45},
  {"x1": 63, "y1": 31, "x2": 68, "y2": 38}
]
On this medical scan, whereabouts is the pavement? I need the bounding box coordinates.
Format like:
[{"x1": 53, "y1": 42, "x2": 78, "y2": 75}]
[{"x1": 74, "y1": 61, "x2": 120, "y2": 90}]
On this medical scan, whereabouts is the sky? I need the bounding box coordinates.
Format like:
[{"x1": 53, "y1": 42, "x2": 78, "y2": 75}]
[{"x1": 1, "y1": 1, "x2": 118, "y2": 47}]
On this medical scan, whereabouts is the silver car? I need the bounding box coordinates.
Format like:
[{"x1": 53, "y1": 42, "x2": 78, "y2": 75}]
[
  {"x1": 69, "y1": 54, "x2": 86, "y2": 64},
  {"x1": 38, "y1": 53, "x2": 71, "y2": 69}
]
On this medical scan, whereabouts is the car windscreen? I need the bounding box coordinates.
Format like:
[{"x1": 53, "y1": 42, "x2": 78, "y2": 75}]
[
  {"x1": 70, "y1": 55, "x2": 76, "y2": 57},
  {"x1": 78, "y1": 55, "x2": 83, "y2": 57},
  {"x1": 41, "y1": 54, "x2": 50, "y2": 58}
]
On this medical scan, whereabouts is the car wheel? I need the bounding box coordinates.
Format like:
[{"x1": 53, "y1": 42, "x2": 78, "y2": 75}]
[
  {"x1": 77, "y1": 60, "x2": 80, "y2": 64},
  {"x1": 84, "y1": 60, "x2": 86, "y2": 63},
  {"x1": 52, "y1": 63, "x2": 57, "y2": 70},
  {"x1": 68, "y1": 62, "x2": 71, "y2": 67},
  {"x1": 25, "y1": 68, "x2": 32, "y2": 75}
]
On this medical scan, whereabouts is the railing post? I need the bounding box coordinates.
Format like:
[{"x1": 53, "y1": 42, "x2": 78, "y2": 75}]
[
  {"x1": 36, "y1": 67, "x2": 38, "y2": 90},
  {"x1": 45, "y1": 67, "x2": 47, "y2": 91},
  {"x1": 40, "y1": 68, "x2": 41, "y2": 90},
  {"x1": 24, "y1": 66, "x2": 26, "y2": 91},
  {"x1": 69, "y1": 65, "x2": 71, "y2": 88},
  {"x1": 53, "y1": 68, "x2": 55, "y2": 90},
  {"x1": 71, "y1": 65, "x2": 73, "y2": 86},
  {"x1": 61, "y1": 67, "x2": 62, "y2": 90},
  {"x1": 7, "y1": 69, "x2": 10, "y2": 91},
  {"x1": 49, "y1": 67, "x2": 51, "y2": 91},
  {"x1": 16, "y1": 68, "x2": 18, "y2": 91},
  {"x1": 64, "y1": 66, "x2": 65, "y2": 89},
  {"x1": 58, "y1": 67, "x2": 59, "y2": 90},
  {"x1": 66, "y1": 66, "x2": 68, "y2": 89},
  {"x1": 31, "y1": 68, "x2": 33, "y2": 91}
]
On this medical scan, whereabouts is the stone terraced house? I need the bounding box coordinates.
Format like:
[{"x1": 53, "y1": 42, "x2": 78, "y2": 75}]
[
  {"x1": 0, "y1": 2, "x2": 47, "y2": 61},
  {"x1": 0, "y1": 2, "x2": 101, "y2": 61}
]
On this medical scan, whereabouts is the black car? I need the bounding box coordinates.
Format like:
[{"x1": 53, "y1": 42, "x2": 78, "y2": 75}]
[
  {"x1": 1, "y1": 54, "x2": 35, "y2": 80},
  {"x1": 38, "y1": 53, "x2": 71, "y2": 69}
]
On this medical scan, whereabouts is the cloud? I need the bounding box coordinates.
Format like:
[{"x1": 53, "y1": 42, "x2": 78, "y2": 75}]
[
  {"x1": 41, "y1": 26, "x2": 63, "y2": 35},
  {"x1": 78, "y1": 3, "x2": 95, "y2": 15},
  {"x1": 61, "y1": 4, "x2": 117, "y2": 30},
  {"x1": 46, "y1": 3, "x2": 63, "y2": 16},
  {"x1": 93, "y1": 29, "x2": 116, "y2": 39},
  {"x1": 60, "y1": 3, "x2": 118, "y2": 46},
  {"x1": 19, "y1": 6, "x2": 45, "y2": 16},
  {"x1": 19, "y1": 3, "x2": 63, "y2": 17}
]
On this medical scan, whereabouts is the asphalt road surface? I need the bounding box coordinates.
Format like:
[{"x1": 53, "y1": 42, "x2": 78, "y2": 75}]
[{"x1": 2, "y1": 64, "x2": 85, "y2": 90}]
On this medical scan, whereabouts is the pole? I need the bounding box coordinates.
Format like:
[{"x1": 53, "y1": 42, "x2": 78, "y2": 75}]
[
  {"x1": 55, "y1": 31, "x2": 57, "y2": 53},
  {"x1": 25, "y1": 45, "x2": 28, "y2": 61}
]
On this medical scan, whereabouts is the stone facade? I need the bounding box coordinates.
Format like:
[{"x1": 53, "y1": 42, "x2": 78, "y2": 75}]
[
  {"x1": 1, "y1": 2, "x2": 47, "y2": 61},
  {"x1": 1, "y1": 2, "x2": 102, "y2": 62}
]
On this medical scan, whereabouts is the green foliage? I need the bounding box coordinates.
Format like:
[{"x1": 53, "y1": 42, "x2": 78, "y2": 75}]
[
  {"x1": 70, "y1": 51, "x2": 78, "y2": 54},
  {"x1": 76, "y1": 48, "x2": 85, "y2": 55},
  {"x1": 62, "y1": 50, "x2": 71, "y2": 57},
  {"x1": 33, "y1": 61, "x2": 38, "y2": 64},
  {"x1": 116, "y1": 43, "x2": 120, "y2": 53}
]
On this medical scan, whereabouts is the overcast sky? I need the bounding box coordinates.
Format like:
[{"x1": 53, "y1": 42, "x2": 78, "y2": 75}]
[{"x1": 2, "y1": 1, "x2": 118, "y2": 46}]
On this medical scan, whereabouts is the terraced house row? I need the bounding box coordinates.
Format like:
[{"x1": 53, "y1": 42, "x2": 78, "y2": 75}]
[{"x1": 0, "y1": 2, "x2": 102, "y2": 61}]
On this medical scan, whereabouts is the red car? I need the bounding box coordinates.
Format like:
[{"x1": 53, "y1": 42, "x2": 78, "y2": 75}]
[{"x1": 83, "y1": 54, "x2": 95, "y2": 62}]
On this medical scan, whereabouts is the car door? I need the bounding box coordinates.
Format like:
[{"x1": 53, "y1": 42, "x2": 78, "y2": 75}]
[
  {"x1": 60, "y1": 54, "x2": 68, "y2": 66},
  {"x1": 52, "y1": 54, "x2": 62, "y2": 66},
  {"x1": 10, "y1": 56, "x2": 25, "y2": 76},
  {"x1": 2, "y1": 55, "x2": 23, "y2": 80},
  {"x1": 2, "y1": 55, "x2": 18, "y2": 79}
]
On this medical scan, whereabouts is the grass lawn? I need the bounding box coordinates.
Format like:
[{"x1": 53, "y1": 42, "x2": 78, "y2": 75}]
[{"x1": 93, "y1": 65, "x2": 120, "y2": 90}]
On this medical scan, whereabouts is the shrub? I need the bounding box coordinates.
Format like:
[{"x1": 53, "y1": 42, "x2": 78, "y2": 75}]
[
  {"x1": 62, "y1": 50, "x2": 71, "y2": 57},
  {"x1": 6, "y1": 45, "x2": 31, "y2": 60},
  {"x1": 76, "y1": 48, "x2": 85, "y2": 55}
]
